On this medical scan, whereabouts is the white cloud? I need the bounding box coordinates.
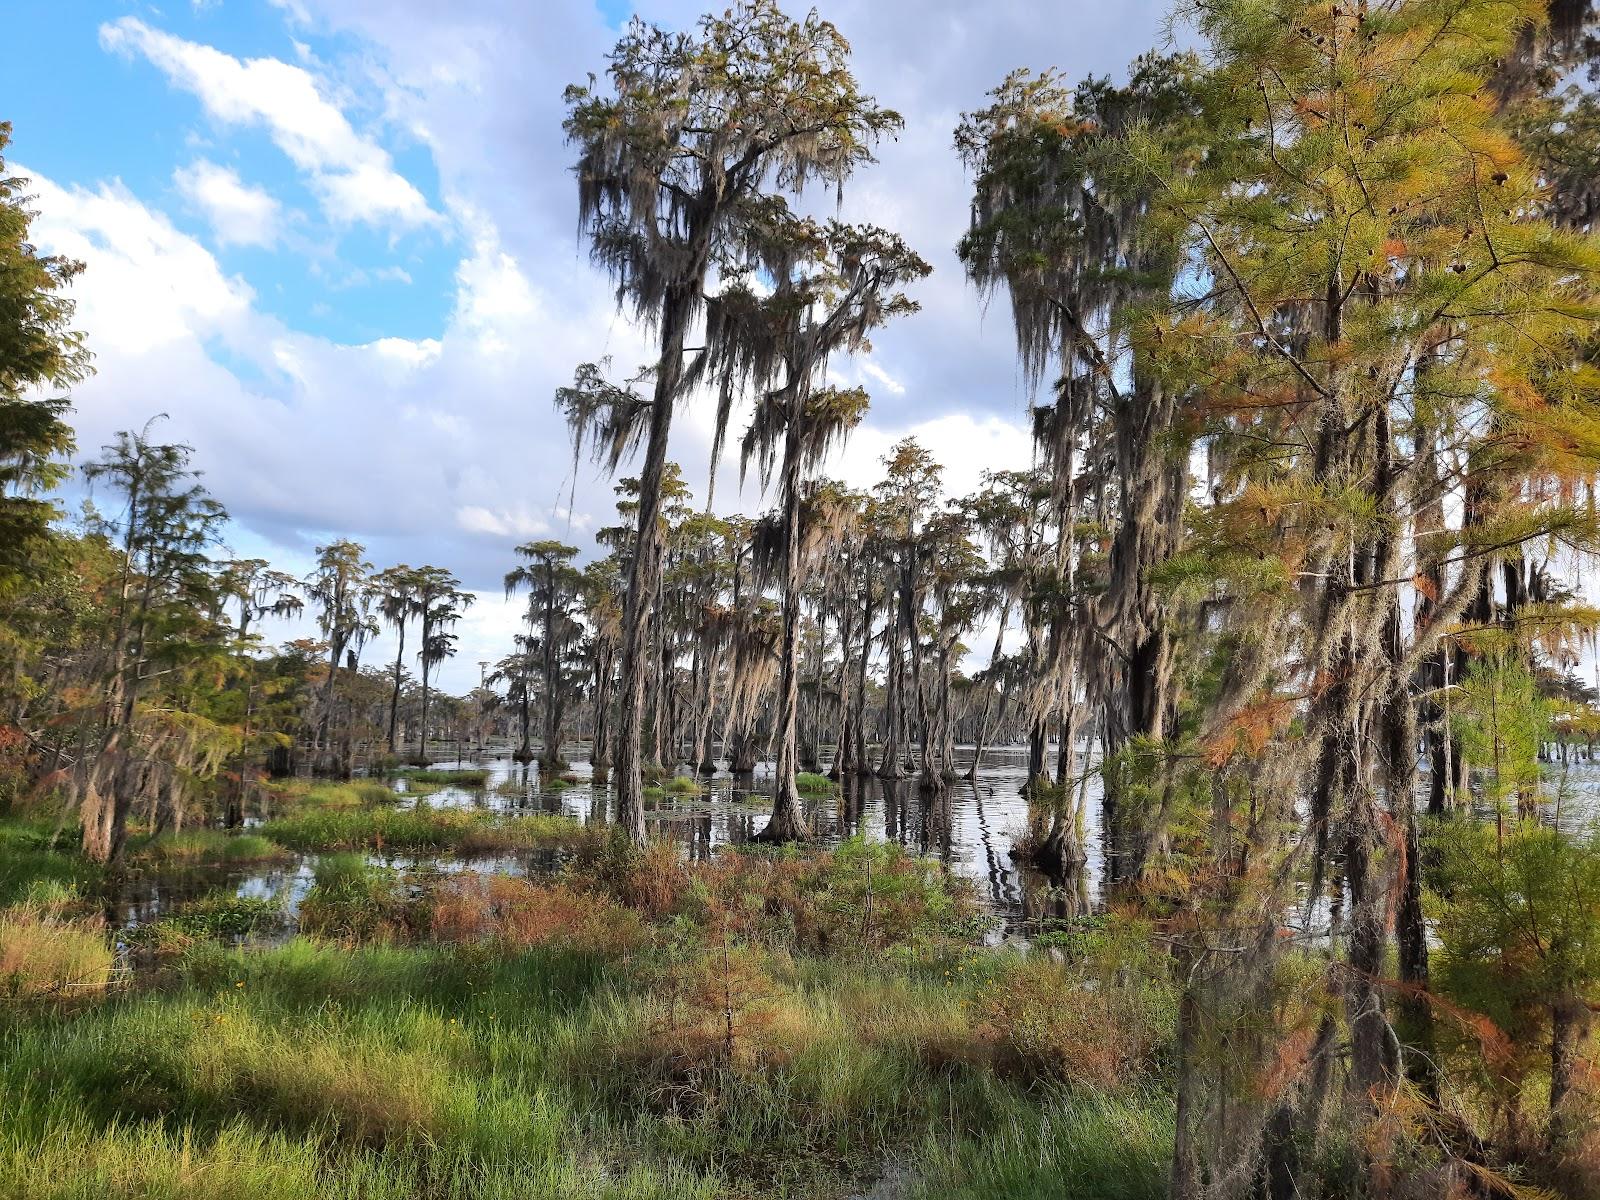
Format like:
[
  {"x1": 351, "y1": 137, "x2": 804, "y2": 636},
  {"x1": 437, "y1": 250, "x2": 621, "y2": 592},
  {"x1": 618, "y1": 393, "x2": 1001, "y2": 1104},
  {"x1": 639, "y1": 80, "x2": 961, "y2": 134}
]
[
  {"x1": 455, "y1": 504, "x2": 549, "y2": 539},
  {"x1": 828, "y1": 411, "x2": 1035, "y2": 504},
  {"x1": 859, "y1": 360, "x2": 907, "y2": 396},
  {"x1": 22, "y1": 168, "x2": 255, "y2": 355},
  {"x1": 174, "y1": 159, "x2": 282, "y2": 247},
  {"x1": 101, "y1": 17, "x2": 436, "y2": 231},
  {"x1": 37, "y1": 0, "x2": 1178, "y2": 689}
]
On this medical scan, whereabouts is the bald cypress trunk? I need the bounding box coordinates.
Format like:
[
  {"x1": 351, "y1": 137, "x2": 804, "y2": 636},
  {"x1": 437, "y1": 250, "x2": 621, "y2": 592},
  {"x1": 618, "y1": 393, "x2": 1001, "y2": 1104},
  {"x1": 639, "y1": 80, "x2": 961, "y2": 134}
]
[
  {"x1": 613, "y1": 286, "x2": 692, "y2": 842},
  {"x1": 760, "y1": 412, "x2": 810, "y2": 842}
]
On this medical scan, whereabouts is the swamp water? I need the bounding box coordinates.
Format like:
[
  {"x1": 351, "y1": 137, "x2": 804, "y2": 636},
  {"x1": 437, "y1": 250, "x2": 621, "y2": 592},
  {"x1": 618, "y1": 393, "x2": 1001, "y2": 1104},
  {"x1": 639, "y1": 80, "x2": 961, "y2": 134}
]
[
  {"x1": 110, "y1": 744, "x2": 1108, "y2": 950},
  {"x1": 109, "y1": 746, "x2": 1600, "y2": 958}
]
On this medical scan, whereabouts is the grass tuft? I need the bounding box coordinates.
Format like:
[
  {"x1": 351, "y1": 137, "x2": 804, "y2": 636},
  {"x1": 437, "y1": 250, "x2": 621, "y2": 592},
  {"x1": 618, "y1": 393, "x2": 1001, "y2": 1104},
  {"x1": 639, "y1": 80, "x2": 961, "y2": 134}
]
[
  {"x1": 260, "y1": 807, "x2": 586, "y2": 854},
  {"x1": 132, "y1": 830, "x2": 289, "y2": 867},
  {"x1": 0, "y1": 902, "x2": 113, "y2": 1001}
]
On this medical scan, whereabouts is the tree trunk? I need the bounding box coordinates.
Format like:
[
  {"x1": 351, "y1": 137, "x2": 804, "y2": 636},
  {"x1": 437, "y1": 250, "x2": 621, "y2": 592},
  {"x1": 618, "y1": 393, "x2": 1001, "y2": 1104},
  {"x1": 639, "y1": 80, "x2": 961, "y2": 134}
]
[
  {"x1": 592, "y1": 645, "x2": 614, "y2": 784},
  {"x1": 387, "y1": 620, "x2": 406, "y2": 755},
  {"x1": 854, "y1": 586, "x2": 874, "y2": 775},
  {"x1": 614, "y1": 289, "x2": 691, "y2": 843},
  {"x1": 1550, "y1": 997, "x2": 1584, "y2": 1139},
  {"x1": 540, "y1": 579, "x2": 562, "y2": 770},
  {"x1": 878, "y1": 608, "x2": 906, "y2": 778},
  {"x1": 966, "y1": 598, "x2": 1011, "y2": 781},
  {"x1": 758, "y1": 417, "x2": 810, "y2": 842}
]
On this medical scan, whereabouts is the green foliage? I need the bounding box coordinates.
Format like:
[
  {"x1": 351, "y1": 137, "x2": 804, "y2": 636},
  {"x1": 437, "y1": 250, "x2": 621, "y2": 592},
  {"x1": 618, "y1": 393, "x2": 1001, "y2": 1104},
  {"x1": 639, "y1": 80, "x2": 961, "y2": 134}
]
[
  {"x1": 1451, "y1": 654, "x2": 1550, "y2": 812},
  {"x1": 1430, "y1": 818, "x2": 1600, "y2": 1045},
  {"x1": 794, "y1": 772, "x2": 835, "y2": 793},
  {"x1": 0, "y1": 123, "x2": 89, "y2": 598},
  {"x1": 396, "y1": 768, "x2": 490, "y2": 788}
]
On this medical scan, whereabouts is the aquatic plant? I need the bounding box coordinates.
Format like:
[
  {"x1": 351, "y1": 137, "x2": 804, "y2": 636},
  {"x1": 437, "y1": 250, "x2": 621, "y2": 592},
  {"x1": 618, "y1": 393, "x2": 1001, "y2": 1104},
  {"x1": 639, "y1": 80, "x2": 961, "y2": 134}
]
[
  {"x1": 132, "y1": 830, "x2": 290, "y2": 866},
  {"x1": 261, "y1": 807, "x2": 584, "y2": 854}
]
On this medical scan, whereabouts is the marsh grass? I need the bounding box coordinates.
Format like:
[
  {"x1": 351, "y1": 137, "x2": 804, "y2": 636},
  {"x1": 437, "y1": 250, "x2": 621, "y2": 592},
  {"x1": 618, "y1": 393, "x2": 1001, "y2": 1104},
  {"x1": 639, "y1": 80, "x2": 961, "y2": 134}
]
[
  {"x1": 131, "y1": 830, "x2": 289, "y2": 867},
  {"x1": 396, "y1": 769, "x2": 492, "y2": 788},
  {"x1": 0, "y1": 836, "x2": 1177, "y2": 1199},
  {"x1": 0, "y1": 822, "x2": 101, "y2": 907},
  {"x1": 260, "y1": 807, "x2": 586, "y2": 854},
  {"x1": 297, "y1": 857, "x2": 416, "y2": 942},
  {"x1": 905, "y1": 1089, "x2": 1174, "y2": 1200},
  {"x1": 124, "y1": 894, "x2": 285, "y2": 954},
  {"x1": 795, "y1": 772, "x2": 835, "y2": 794},
  {"x1": 0, "y1": 902, "x2": 114, "y2": 1001}
]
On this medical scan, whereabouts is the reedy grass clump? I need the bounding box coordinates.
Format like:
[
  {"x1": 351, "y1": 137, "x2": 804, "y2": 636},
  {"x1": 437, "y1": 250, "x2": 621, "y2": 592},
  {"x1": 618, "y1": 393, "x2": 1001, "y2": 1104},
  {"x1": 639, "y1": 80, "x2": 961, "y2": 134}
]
[
  {"x1": 131, "y1": 830, "x2": 289, "y2": 867},
  {"x1": 794, "y1": 772, "x2": 835, "y2": 793},
  {"x1": 905, "y1": 1088, "x2": 1174, "y2": 1200},
  {"x1": 0, "y1": 900, "x2": 114, "y2": 1002},
  {"x1": 260, "y1": 807, "x2": 586, "y2": 854},
  {"x1": 396, "y1": 768, "x2": 491, "y2": 788},
  {"x1": 0, "y1": 822, "x2": 101, "y2": 907},
  {"x1": 124, "y1": 894, "x2": 285, "y2": 955},
  {"x1": 297, "y1": 856, "x2": 415, "y2": 943}
]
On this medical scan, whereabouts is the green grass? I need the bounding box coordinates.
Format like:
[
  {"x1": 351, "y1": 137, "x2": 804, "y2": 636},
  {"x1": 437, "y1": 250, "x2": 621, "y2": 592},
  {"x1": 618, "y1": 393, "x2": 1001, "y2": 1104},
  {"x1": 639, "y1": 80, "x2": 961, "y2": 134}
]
[
  {"x1": 0, "y1": 900, "x2": 114, "y2": 1001},
  {"x1": 0, "y1": 834, "x2": 1177, "y2": 1199},
  {"x1": 663, "y1": 776, "x2": 702, "y2": 795},
  {"x1": 396, "y1": 769, "x2": 492, "y2": 788},
  {"x1": 259, "y1": 807, "x2": 586, "y2": 854},
  {"x1": 907, "y1": 1089, "x2": 1173, "y2": 1200},
  {"x1": 795, "y1": 772, "x2": 835, "y2": 793},
  {"x1": 131, "y1": 830, "x2": 290, "y2": 867},
  {"x1": 0, "y1": 822, "x2": 100, "y2": 907},
  {"x1": 124, "y1": 894, "x2": 285, "y2": 948},
  {"x1": 297, "y1": 856, "x2": 413, "y2": 942},
  {"x1": 0, "y1": 930, "x2": 1175, "y2": 1199}
]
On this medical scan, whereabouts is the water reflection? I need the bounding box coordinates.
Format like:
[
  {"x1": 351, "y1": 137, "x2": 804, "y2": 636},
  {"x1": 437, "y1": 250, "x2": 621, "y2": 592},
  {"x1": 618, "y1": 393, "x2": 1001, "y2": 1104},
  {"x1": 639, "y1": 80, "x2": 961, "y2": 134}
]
[
  {"x1": 410, "y1": 743, "x2": 1105, "y2": 936},
  {"x1": 112, "y1": 743, "x2": 1112, "y2": 943}
]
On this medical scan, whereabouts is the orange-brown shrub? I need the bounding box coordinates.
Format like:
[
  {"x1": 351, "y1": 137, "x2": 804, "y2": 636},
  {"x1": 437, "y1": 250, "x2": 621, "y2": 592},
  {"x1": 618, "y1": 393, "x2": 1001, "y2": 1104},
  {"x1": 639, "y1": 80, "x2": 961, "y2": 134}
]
[
  {"x1": 673, "y1": 840, "x2": 980, "y2": 953},
  {"x1": 608, "y1": 839, "x2": 691, "y2": 918},
  {"x1": 429, "y1": 874, "x2": 643, "y2": 955},
  {"x1": 976, "y1": 958, "x2": 1172, "y2": 1088}
]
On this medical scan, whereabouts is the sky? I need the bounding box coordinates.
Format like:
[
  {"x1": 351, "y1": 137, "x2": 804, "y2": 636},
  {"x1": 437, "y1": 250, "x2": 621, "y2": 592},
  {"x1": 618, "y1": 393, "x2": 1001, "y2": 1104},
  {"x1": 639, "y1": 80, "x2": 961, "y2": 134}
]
[{"x1": 8, "y1": 0, "x2": 1174, "y2": 690}]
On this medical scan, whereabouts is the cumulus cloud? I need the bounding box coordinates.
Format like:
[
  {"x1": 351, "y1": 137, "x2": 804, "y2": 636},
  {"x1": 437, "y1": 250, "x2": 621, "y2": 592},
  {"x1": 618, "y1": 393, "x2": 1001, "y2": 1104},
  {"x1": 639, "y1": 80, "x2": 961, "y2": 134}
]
[
  {"x1": 23, "y1": 169, "x2": 256, "y2": 355},
  {"x1": 173, "y1": 159, "x2": 282, "y2": 247},
  {"x1": 101, "y1": 17, "x2": 437, "y2": 231},
  {"x1": 33, "y1": 0, "x2": 1179, "y2": 685}
]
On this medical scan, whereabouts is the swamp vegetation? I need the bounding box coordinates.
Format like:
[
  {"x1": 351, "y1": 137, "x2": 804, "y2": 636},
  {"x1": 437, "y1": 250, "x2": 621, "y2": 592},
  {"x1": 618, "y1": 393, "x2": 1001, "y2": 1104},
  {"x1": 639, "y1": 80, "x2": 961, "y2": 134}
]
[{"x1": 7, "y1": 0, "x2": 1600, "y2": 1195}]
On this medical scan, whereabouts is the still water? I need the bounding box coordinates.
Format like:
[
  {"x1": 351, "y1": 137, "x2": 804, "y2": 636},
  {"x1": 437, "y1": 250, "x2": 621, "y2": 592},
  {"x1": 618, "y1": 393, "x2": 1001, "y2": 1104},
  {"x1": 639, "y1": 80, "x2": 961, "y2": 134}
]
[
  {"x1": 111, "y1": 745, "x2": 1600, "y2": 950},
  {"x1": 113, "y1": 744, "x2": 1105, "y2": 942}
]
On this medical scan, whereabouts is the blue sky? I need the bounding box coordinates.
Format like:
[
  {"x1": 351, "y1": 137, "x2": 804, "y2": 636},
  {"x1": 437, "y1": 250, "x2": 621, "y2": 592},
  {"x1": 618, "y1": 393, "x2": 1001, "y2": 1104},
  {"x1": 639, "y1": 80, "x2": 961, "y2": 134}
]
[{"x1": 8, "y1": 0, "x2": 1171, "y2": 688}]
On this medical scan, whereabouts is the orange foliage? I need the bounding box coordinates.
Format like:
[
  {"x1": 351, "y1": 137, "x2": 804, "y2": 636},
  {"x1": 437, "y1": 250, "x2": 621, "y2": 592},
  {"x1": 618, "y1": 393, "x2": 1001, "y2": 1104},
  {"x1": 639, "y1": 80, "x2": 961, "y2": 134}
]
[
  {"x1": 430, "y1": 874, "x2": 644, "y2": 955},
  {"x1": 1202, "y1": 694, "x2": 1296, "y2": 767},
  {"x1": 975, "y1": 959, "x2": 1166, "y2": 1088}
]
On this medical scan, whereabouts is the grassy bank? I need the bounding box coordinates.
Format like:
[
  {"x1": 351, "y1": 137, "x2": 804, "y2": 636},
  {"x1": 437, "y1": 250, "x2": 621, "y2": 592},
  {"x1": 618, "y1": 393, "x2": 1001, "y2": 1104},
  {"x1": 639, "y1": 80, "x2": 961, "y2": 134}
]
[{"x1": 0, "y1": 829, "x2": 1176, "y2": 1199}]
